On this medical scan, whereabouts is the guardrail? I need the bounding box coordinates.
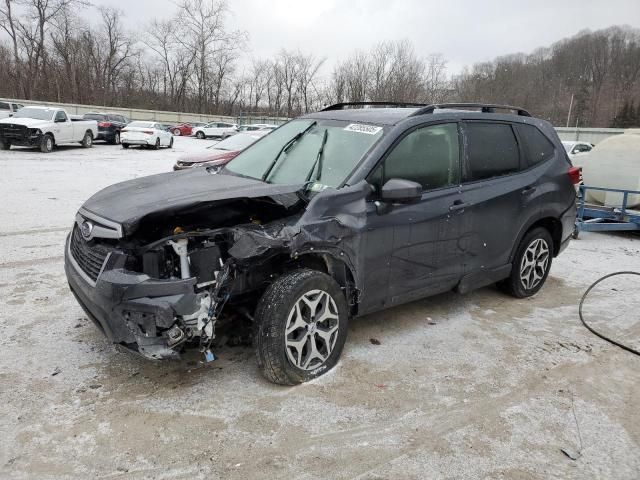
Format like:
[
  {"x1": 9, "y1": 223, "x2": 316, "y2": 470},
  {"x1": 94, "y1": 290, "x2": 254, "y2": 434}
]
[{"x1": 0, "y1": 97, "x2": 290, "y2": 126}]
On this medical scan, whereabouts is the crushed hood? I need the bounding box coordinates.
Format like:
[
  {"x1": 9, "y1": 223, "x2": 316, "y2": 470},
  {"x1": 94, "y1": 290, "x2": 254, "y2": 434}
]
[{"x1": 81, "y1": 169, "x2": 303, "y2": 235}]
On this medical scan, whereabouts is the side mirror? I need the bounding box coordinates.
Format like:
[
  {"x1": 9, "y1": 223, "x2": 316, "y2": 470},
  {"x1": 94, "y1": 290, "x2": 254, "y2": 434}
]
[{"x1": 380, "y1": 178, "x2": 422, "y2": 204}]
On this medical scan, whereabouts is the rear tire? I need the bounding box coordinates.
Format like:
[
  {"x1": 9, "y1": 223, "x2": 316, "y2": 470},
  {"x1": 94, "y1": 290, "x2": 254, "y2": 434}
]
[
  {"x1": 81, "y1": 131, "x2": 93, "y2": 148},
  {"x1": 0, "y1": 140, "x2": 10, "y2": 150},
  {"x1": 112, "y1": 131, "x2": 121, "y2": 145},
  {"x1": 196, "y1": 131, "x2": 205, "y2": 139},
  {"x1": 153, "y1": 138, "x2": 160, "y2": 149},
  {"x1": 168, "y1": 137, "x2": 174, "y2": 148},
  {"x1": 254, "y1": 269, "x2": 349, "y2": 385},
  {"x1": 500, "y1": 227, "x2": 553, "y2": 298},
  {"x1": 40, "y1": 134, "x2": 54, "y2": 153}
]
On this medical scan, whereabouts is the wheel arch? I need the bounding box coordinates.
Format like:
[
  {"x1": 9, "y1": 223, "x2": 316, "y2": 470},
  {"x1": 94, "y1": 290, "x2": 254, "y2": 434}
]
[
  {"x1": 284, "y1": 252, "x2": 359, "y2": 316},
  {"x1": 510, "y1": 214, "x2": 563, "y2": 261}
]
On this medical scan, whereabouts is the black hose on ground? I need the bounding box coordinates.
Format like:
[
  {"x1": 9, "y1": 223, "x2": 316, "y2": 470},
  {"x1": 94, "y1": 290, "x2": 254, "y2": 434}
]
[{"x1": 579, "y1": 271, "x2": 640, "y2": 356}]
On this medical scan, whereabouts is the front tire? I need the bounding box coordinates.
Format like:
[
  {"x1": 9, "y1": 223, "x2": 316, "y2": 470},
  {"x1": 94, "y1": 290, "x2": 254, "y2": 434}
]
[
  {"x1": 500, "y1": 227, "x2": 553, "y2": 298},
  {"x1": 172, "y1": 129, "x2": 182, "y2": 136},
  {"x1": 153, "y1": 138, "x2": 160, "y2": 149},
  {"x1": 168, "y1": 137, "x2": 174, "y2": 148},
  {"x1": 196, "y1": 131, "x2": 205, "y2": 139},
  {"x1": 81, "y1": 131, "x2": 93, "y2": 148},
  {"x1": 40, "y1": 134, "x2": 54, "y2": 153},
  {"x1": 122, "y1": 143, "x2": 129, "y2": 149},
  {"x1": 254, "y1": 269, "x2": 349, "y2": 385}
]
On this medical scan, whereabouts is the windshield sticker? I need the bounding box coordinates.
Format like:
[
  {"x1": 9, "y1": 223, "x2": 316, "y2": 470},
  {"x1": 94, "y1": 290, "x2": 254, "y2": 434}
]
[{"x1": 344, "y1": 123, "x2": 383, "y2": 135}]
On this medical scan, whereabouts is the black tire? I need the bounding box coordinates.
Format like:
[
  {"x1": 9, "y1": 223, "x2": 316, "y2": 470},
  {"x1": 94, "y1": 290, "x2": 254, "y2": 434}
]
[
  {"x1": 254, "y1": 269, "x2": 349, "y2": 385},
  {"x1": 40, "y1": 134, "x2": 54, "y2": 153},
  {"x1": 113, "y1": 131, "x2": 121, "y2": 145},
  {"x1": 0, "y1": 140, "x2": 10, "y2": 150},
  {"x1": 122, "y1": 143, "x2": 129, "y2": 149},
  {"x1": 172, "y1": 129, "x2": 182, "y2": 136},
  {"x1": 196, "y1": 131, "x2": 205, "y2": 139},
  {"x1": 168, "y1": 137, "x2": 174, "y2": 148},
  {"x1": 500, "y1": 227, "x2": 554, "y2": 298},
  {"x1": 153, "y1": 138, "x2": 160, "y2": 149},
  {"x1": 81, "y1": 131, "x2": 93, "y2": 148}
]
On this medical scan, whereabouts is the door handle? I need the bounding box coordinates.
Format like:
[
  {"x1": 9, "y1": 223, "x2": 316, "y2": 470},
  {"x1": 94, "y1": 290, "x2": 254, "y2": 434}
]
[
  {"x1": 449, "y1": 201, "x2": 470, "y2": 212},
  {"x1": 522, "y1": 186, "x2": 537, "y2": 195}
]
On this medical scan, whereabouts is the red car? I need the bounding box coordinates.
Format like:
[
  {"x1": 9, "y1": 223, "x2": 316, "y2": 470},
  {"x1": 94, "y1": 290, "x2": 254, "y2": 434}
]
[
  {"x1": 173, "y1": 131, "x2": 268, "y2": 170},
  {"x1": 170, "y1": 123, "x2": 193, "y2": 136}
]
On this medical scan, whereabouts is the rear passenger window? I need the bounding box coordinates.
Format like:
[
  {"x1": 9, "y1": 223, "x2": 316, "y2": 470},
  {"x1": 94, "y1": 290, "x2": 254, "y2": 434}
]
[
  {"x1": 516, "y1": 124, "x2": 555, "y2": 166},
  {"x1": 380, "y1": 123, "x2": 460, "y2": 191},
  {"x1": 0, "y1": 102, "x2": 9, "y2": 110},
  {"x1": 464, "y1": 122, "x2": 520, "y2": 181}
]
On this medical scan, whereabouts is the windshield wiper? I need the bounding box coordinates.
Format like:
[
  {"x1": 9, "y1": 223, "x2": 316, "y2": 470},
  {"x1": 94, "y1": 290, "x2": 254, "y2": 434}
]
[
  {"x1": 305, "y1": 128, "x2": 328, "y2": 183},
  {"x1": 261, "y1": 121, "x2": 317, "y2": 182}
]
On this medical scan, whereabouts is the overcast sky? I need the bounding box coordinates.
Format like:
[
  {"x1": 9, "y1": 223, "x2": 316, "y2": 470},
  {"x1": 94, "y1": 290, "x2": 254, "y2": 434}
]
[{"x1": 93, "y1": 0, "x2": 640, "y2": 75}]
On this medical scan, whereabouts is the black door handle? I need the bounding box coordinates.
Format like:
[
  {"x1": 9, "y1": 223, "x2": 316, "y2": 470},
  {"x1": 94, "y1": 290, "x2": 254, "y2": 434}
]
[
  {"x1": 522, "y1": 186, "x2": 537, "y2": 195},
  {"x1": 449, "y1": 201, "x2": 470, "y2": 212}
]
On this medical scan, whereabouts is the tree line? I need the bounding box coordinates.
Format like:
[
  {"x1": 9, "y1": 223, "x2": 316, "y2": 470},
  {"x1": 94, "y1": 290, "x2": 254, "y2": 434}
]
[{"x1": 1, "y1": 0, "x2": 639, "y2": 127}]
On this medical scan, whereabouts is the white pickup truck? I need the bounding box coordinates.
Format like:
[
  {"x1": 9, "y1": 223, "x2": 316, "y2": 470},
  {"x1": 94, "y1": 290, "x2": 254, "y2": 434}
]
[
  {"x1": 0, "y1": 106, "x2": 98, "y2": 153},
  {"x1": 0, "y1": 100, "x2": 24, "y2": 119}
]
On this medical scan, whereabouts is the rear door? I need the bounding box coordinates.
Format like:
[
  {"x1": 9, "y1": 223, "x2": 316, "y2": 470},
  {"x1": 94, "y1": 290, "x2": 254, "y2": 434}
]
[
  {"x1": 363, "y1": 122, "x2": 465, "y2": 309},
  {"x1": 458, "y1": 121, "x2": 539, "y2": 278}
]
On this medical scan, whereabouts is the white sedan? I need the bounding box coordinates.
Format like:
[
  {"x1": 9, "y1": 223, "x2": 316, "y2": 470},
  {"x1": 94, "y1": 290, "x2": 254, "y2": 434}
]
[
  {"x1": 562, "y1": 141, "x2": 594, "y2": 166},
  {"x1": 121, "y1": 121, "x2": 174, "y2": 149},
  {"x1": 193, "y1": 121, "x2": 238, "y2": 139}
]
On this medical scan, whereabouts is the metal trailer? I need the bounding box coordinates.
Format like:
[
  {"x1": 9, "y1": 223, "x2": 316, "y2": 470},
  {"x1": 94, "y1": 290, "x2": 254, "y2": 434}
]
[{"x1": 574, "y1": 185, "x2": 640, "y2": 238}]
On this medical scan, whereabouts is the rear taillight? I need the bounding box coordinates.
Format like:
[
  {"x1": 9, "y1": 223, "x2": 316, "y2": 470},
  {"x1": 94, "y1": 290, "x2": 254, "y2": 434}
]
[
  {"x1": 568, "y1": 166, "x2": 582, "y2": 185},
  {"x1": 98, "y1": 121, "x2": 112, "y2": 127}
]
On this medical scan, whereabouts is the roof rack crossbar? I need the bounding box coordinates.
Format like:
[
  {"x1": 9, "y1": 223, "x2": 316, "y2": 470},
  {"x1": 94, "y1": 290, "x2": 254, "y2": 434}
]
[
  {"x1": 321, "y1": 102, "x2": 428, "y2": 111},
  {"x1": 411, "y1": 103, "x2": 531, "y2": 117}
]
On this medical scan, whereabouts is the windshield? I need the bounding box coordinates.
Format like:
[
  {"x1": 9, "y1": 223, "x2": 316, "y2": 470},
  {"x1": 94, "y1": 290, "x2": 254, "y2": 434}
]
[
  {"x1": 225, "y1": 119, "x2": 384, "y2": 187},
  {"x1": 128, "y1": 121, "x2": 154, "y2": 128},
  {"x1": 12, "y1": 107, "x2": 55, "y2": 121},
  {"x1": 210, "y1": 133, "x2": 262, "y2": 151}
]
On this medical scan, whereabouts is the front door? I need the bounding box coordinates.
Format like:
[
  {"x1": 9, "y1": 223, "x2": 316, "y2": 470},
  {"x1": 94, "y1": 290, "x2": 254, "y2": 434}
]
[{"x1": 363, "y1": 122, "x2": 465, "y2": 309}]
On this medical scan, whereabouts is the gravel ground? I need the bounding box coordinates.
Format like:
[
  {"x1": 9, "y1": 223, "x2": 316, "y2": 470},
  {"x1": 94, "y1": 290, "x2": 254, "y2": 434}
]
[{"x1": 1, "y1": 138, "x2": 639, "y2": 479}]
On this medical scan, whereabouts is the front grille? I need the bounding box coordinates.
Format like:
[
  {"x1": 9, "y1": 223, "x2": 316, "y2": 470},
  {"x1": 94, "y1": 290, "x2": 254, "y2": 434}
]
[
  {"x1": 0, "y1": 123, "x2": 28, "y2": 141},
  {"x1": 70, "y1": 225, "x2": 111, "y2": 282}
]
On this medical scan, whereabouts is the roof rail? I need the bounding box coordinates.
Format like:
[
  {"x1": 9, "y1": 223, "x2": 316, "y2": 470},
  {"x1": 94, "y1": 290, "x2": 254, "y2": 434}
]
[
  {"x1": 321, "y1": 102, "x2": 428, "y2": 111},
  {"x1": 411, "y1": 103, "x2": 532, "y2": 117}
]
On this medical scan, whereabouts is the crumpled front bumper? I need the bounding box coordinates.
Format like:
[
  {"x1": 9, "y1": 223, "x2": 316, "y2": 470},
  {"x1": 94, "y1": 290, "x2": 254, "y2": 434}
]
[{"x1": 64, "y1": 233, "x2": 199, "y2": 360}]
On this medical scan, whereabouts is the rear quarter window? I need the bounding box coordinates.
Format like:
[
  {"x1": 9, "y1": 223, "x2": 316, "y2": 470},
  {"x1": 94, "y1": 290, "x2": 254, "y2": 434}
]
[
  {"x1": 464, "y1": 122, "x2": 520, "y2": 182},
  {"x1": 515, "y1": 124, "x2": 555, "y2": 166}
]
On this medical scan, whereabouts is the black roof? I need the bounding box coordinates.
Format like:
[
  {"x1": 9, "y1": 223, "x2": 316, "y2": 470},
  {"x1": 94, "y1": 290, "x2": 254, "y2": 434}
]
[{"x1": 303, "y1": 107, "x2": 420, "y2": 126}]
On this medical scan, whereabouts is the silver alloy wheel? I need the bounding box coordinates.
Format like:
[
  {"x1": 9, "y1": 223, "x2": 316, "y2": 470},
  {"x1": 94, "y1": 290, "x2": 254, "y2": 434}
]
[
  {"x1": 285, "y1": 289, "x2": 340, "y2": 370},
  {"x1": 519, "y1": 238, "x2": 550, "y2": 290},
  {"x1": 115, "y1": 132, "x2": 120, "y2": 144},
  {"x1": 46, "y1": 136, "x2": 53, "y2": 151}
]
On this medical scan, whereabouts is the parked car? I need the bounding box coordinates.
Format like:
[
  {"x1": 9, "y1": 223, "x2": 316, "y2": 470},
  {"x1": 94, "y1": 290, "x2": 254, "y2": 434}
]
[
  {"x1": 0, "y1": 106, "x2": 97, "y2": 153},
  {"x1": 65, "y1": 102, "x2": 578, "y2": 385},
  {"x1": 193, "y1": 121, "x2": 238, "y2": 139},
  {"x1": 82, "y1": 112, "x2": 130, "y2": 144},
  {"x1": 562, "y1": 141, "x2": 594, "y2": 166},
  {"x1": 173, "y1": 131, "x2": 268, "y2": 170},
  {"x1": 120, "y1": 121, "x2": 174, "y2": 149},
  {"x1": 170, "y1": 123, "x2": 193, "y2": 136},
  {"x1": 238, "y1": 123, "x2": 278, "y2": 133},
  {"x1": 0, "y1": 101, "x2": 24, "y2": 119}
]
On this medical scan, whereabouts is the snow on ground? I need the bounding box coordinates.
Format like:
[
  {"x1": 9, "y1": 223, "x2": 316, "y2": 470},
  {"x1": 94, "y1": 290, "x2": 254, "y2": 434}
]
[{"x1": 0, "y1": 138, "x2": 639, "y2": 479}]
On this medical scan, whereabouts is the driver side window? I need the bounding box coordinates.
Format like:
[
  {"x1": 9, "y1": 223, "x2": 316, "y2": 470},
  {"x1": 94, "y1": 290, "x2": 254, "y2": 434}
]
[
  {"x1": 371, "y1": 123, "x2": 460, "y2": 192},
  {"x1": 55, "y1": 111, "x2": 67, "y2": 122}
]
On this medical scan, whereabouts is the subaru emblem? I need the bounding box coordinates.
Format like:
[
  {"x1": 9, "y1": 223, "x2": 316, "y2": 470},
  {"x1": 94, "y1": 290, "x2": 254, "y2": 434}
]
[{"x1": 81, "y1": 220, "x2": 94, "y2": 240}]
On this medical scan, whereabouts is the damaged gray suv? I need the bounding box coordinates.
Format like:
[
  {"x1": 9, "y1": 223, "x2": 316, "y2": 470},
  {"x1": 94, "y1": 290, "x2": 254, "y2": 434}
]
[{"x1": 65, "y1": 102, "x2": 579, "y2": 384}]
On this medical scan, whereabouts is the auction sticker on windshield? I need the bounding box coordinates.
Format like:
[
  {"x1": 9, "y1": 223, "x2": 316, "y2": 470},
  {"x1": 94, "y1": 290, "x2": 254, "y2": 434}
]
[{"x1": 344, "y1": 123, "x2": 383, "y2": 135}]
